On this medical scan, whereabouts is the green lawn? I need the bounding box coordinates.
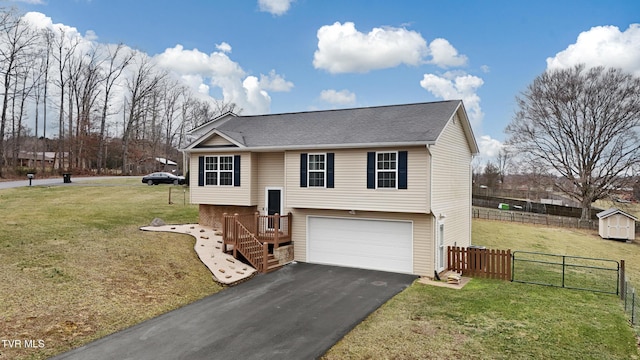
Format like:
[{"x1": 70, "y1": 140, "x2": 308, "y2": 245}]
[
  {"x1": 324, "y1": 220, "x2": 639, "y2": 359},
  {"x1": 2, "y1": 182, "x2": 638, "y2": 359},
  {"x1": 0, "y1": 179, "x2": 221, "y2": 360}
]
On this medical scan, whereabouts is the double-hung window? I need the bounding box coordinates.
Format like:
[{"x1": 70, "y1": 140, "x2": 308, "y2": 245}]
[
  {"x1": 376, "y1": 152, "x2": 397, "y2": 188},
  {"x1": 308, "y1": 154, "x2": 326, "y2": 187},
  {"x1": 300, "y1": 153, "x2": 334, "y2": 188},
  {"x1": 367, "y1": 151, "x2": 407, "y2": 189},
  {"x1": 204, "y1": 155, "x2": 234, "y2": 186}
]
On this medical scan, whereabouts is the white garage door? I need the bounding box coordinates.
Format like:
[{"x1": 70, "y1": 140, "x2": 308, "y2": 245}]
[{"x1": 307, "y1": 216, "x2": 413, "y2": 274}]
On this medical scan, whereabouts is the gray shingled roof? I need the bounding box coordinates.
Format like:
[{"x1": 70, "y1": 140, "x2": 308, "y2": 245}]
[
  {"x1": 208, "y1": 100, "x2": 462, "y2": 148},
  {"x1": 597, "y1": 208, "x2": 639, "y2": 220}
]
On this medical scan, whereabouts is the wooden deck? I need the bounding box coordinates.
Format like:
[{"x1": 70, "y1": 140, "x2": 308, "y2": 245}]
[{"x1": 222, "y1": 212, "x2": 292, "y2": 272}]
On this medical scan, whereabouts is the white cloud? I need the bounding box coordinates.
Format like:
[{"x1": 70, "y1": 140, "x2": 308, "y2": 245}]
[
  {"x1": 319, "y1": 89, "x2": 356, "y2": 105},
  {"x1": 242, "y1": 76, "x2": 271, "y2": 114},
  {"x1": 313, "y1": 22, "x2": 428, "y2": 74},
  {"x1": 23, "y1": 12, "x2": 86, "y2": 42},
  {"x1": 546, "y1": 24, "x2": 640, "y2": 76},
  {"x1": 419, "y1": 72, "x2": 484, "y2": 128},
  {"x1": 9, "y1": 0, "x2": 46, "y2": 4},
  {"x1": 428, "y1": 38, "x2": 468, "y2": 68},
  {"x1": 477, "y1": 135, "x2": 504, "y2": 158},
  {"x1": 259, "y1": 70, "x2": 294, "y2": 92},
  {"x1": 216, "y1": 42, "x2": 232, "y2": 53},
  {"x1": 154, "y1": 45, "x2": 293, "y2": 115},
  {"x1": 258, "y1": 0, "x2": 294, "y2": 16},
  {"x1": 480, "y1": 65, "x2": 490, "y2": 73}
]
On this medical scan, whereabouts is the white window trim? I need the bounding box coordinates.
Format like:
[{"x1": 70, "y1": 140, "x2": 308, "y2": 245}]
[
  {"x1": 307, "y1": 153, "x2": 326, "y2": 188},
  {"x1": 375, "y1": 151, "x2": 398, "y2": 189},
  {"x1": 204, "y1": 155, "x2": 234, "y2": 186}
]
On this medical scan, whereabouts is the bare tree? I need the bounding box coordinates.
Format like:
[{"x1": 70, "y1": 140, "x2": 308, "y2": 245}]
[
  {"x1": 161, "y1": 80, "x2": 185, "y2": 167},
  {"x1": 482, "y1": 161, "x2": 500, "y2": 190},
  {"x1": 0, "y1": 9, "x2": 39, "y2": 177},
  {"x1": 69, "y1": 45, "x2": 102, "y2": 169},
  {"x1": 121, "y1": 54, "x2": 166, "y2": 174},
  {"x1": 496, "y1": 147, "x2": 511, "y2": 187},
  {"x1": 51, "y1": 28, "x2": 80, "y2": 172},
  {"x1": 96, "y1": 43, "x2": 133, "y2": 173},
  {"x1": 506, "y1": 65, "x2": 640, "y2": 219},
  {"x1": 38, "y1": 29, "x2": 53, "y2": 174}
]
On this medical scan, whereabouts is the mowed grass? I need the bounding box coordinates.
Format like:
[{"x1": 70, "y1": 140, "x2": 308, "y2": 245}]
[
  {"x1": 3, "y1": 181, "x2": 639, "y2": 359},
  {"x1": 0, "y1": 179, "x2": 221, "y2": 360},
  {"x1": 324, "y1": 219, "x2": 639, "y2": 359}
]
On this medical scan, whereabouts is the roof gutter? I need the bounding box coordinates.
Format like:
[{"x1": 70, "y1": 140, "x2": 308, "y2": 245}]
[{"x1": 181, "y1": 141, "x2": 436, "y2": 153}]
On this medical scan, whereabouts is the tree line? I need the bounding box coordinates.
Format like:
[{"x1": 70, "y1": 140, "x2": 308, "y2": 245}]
[
  {"x1": 477, "y1": 64, "x2": 640, "y2": 220},
  {"x1": 0, "y1": 7, "x2": 238, "y2": 178}
]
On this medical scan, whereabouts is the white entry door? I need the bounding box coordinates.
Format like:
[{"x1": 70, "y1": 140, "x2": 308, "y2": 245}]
[{"x1": 307, "y1": 216, "x2": 413, "y2": 274}]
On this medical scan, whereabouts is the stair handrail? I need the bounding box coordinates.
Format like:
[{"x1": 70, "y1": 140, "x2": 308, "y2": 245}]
[{"x1": 234, "y1": 217, "x2": 267, "y2": 272}]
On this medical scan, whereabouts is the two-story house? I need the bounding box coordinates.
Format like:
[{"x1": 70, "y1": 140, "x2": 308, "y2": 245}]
[{"x1": 182, "y1": 100, "x2": 478, "y2": 277}]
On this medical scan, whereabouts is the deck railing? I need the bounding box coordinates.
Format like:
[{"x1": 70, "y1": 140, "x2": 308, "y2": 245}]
[
  {"x1": 232, "y1": 220, "x2": 268, "y2": 272},
  {"x1": 224, "y1": 212, "x2": 292, "y2": 247},
  {"x1": 223, "y1": 212, "x2": 292, "y2": 272}
]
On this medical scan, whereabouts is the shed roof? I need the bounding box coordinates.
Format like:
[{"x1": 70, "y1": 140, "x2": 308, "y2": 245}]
[
  {"x1": 596, "y1": 208, "x2": 638, "y2": 221},
  {"x1": 185, "y1": 100, "x2": 478, "y2": 153}
]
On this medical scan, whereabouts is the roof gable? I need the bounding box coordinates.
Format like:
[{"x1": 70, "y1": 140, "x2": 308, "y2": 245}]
[{"x1": 597, "y1": 208, "x2": 639, "y2": 221}]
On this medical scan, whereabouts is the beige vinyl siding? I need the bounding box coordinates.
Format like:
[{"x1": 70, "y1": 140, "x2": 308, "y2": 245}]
[
  {"x1": 255, "y1": 152, "x2": 288, "y2": 214},
  {"x1": 285, "y1": 147, "x2": 430, "y2": 213},
  {"x1": 430, "y1": 110, "x2": 473, "y2": 261},
  {"x1": 290, "y1": 208, "x2": 433, "y2": 276},
  {"x1": 189, "y1": 152, "x2": 254, "y2": 206},
  {"x1": 202, "y1": 134, "x2": 235, "y2": 146}
]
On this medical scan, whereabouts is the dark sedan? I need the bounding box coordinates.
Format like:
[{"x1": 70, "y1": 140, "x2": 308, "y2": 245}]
[{"x1": 142, "y1": 172, "x2": 185, "y2": 185}]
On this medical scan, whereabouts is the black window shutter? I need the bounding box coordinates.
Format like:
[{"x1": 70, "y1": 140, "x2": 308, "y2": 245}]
[
  {"x1": 198, "y1": 156, "x2": 205, "y2": 186},
  {"x1": 398, "y1": 151, "x2": 408, "y2": 189},
  {"x1": 233, "y1": 155, "x2": 241, "y2": 187},
  {"x1": 300, "y1": 153, "x2": 307, "y2": 187},
  {"x1": 326, "y1": 153, "x2": 334, "y2": 188},
  {"x1": 367, "y1": 152, "x2": 375, "y2": 189}
]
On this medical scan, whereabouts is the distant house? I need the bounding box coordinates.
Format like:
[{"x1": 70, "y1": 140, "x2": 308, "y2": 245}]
[
  {"x1": 182, "y1": 100, "x2": 478, "y2": 276},
  {"x1": 17, "y1": 151, "x2": 68, "y2": 170},
  {"x1": 597, "y1": 208, "x2": 637, "y2": 241},
  {"x1": 138, "y1": 157, "x2": 179, "y2": 174}
]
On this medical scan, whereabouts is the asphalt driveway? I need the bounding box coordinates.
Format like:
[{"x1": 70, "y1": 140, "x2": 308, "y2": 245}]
[{"x1": 51, "y1": 262, "x2": 417, "y2": 360}]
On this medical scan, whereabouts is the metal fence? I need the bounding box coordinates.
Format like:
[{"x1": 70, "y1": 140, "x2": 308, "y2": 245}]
[
  {"x1": 619, "y1": 261, "x2": 640, "y2": 326},
  {"x1": 450, "y1": 247, "x2": 640, "y2": 328},
  {"x1": 511, "y1": 251, "x2": 620, "y2": 294},
  {"x1": 473, "y1": 207, "x2": 599, "y2": 230}
]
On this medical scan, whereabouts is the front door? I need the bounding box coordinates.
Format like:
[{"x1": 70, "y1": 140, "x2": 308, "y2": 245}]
[{"x1": 265, "y1": 187, "x2": 283, "y2": 229}]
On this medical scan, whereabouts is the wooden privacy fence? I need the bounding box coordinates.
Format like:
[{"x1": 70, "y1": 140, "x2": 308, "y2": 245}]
[{"x1": 448, "y1": 246, "x2": 512, "y2": 281}]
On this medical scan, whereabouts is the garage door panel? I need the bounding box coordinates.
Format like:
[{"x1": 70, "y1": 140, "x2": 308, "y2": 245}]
[{"x1": 307, "y1": 216, "x2": 413, "y2": 274}]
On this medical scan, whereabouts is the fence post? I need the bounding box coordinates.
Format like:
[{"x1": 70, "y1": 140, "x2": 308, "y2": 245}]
[
  {"x1": 506, "y1": 249, "x2": 512, "y2": 281},
  {"x1": 233, "y1": 213, "x2": 239, "y2": 258},
  {"x1": 620, "y1": 260, "x2": 625, "y2": 299},
  {"x1": 561, "y1": 255, "x2": 566, "y2": 289},
  {"x1": 274, "y1": 213, "x2": 280, "y2": 248},
  {"x1": 255, "y1": 211, "x2": 260, "y2": 237},
  {"x1": 632, "y1": 290, "x2": 636, "y2": 325},
  {"x1": 263, "y1": 242, "x2": 269, "y2": 273},
  {"x1": 222, "y1": 213, "x2": 228, "y2": 252}
]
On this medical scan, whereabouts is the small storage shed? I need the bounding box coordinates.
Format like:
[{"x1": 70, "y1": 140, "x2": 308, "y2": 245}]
[{"x1": 596, "y1": 208, "x2": 637, "y2": 241}]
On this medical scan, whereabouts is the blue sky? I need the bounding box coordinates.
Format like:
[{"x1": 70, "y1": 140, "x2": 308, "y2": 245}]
[{"x1": 7, "y1": 0, "x2": 640, "y2": 160}]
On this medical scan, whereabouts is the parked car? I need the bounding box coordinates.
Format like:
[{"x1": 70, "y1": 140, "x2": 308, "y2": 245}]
[{"x1": 142, "y1": 172, "x2": 185, "y2": 185}]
